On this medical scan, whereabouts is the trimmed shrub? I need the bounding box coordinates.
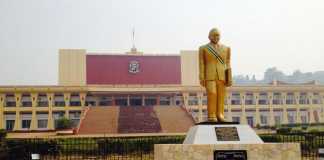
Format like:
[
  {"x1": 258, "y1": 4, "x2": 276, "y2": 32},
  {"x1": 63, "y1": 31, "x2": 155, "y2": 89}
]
[
  {"x1": 276, "y1": 127, "x2": 291, "y2": 134},
  {"x1": 56, "y1": 117, "x2": 73, "y2": 129}
]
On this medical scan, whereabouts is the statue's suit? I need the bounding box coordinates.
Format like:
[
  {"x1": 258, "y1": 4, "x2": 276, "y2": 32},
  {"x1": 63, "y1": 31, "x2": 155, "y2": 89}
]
[{"x1": 199, "y1": 43, "x2": 232, "y2": 121}]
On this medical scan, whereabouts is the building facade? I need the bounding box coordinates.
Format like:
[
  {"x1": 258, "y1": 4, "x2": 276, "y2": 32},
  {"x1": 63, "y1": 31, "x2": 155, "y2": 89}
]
[{"x1": 0, "y1": 49, "x2": 323, "y2": 131}]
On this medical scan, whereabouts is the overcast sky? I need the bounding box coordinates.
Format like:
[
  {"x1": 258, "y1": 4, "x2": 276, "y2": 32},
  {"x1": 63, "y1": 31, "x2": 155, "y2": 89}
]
[{"x1": 0, "y1": 0, "x2": 324, "y2": 85}]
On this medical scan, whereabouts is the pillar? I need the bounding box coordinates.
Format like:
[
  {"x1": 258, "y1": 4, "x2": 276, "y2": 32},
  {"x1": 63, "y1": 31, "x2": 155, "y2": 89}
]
[
  {"x1": 64, "y1": 93, "x2": 71, "y2": 107},
  {"x1": 30, "y1": 110, "x2": 37, "y2": 130},
  {"x1": 127, "y1": 95, "x2": 130, "y2": 106},
  {"x1": 0, "y1": 94, "x2": 4, "y2": 129},
  {"x1": 142, "y1": 95, "x2": 145, "y2": 106},
  {"x1": 47, "y1": 93, "x2": 54, "y2": 130},
  {"x1": 197, "y1": 92, "x2": 204, "y2": 122},
  {"x1": 183, "y1": 93, "x2": 189, "y2": 107},
  {"x1": 254, "y1": 92, "x2": 261, "y2": 127},
  {"x1": 268, "y1": 92, "x2": 275, "y2": 126},
  {"x1": 13, "y1": 111, "x2": 20, "y2": 130},
  {"x1": 157, "y1": 95, "x2": 161, "y2": 106},
  {"x1": 15, "y1": 93, "x2": 22, "y2": 107},
  {"x1": 31, "y1": 93, "x2": 38, "y2": 107},
  {"x1": 320, "y1": 93, "x2": 324, "y2": 123},
  {"x1": 295, "y1": 92, "x2": 302, "y2": 123},
  {"x1": 80, "y1": 92, "x2": 86, "y2": 107},
  {"x1": 112, "y1": 96, "x2": 116, "y2": 106},
  {"x1": 282, "y1": 92, "x2": 288, "y2": 124},
  {"x1": 308, "y1": 92, "x2": 315, "y2": 123},
  {"x1": 240, "y1": 92, "x2": 247, "y2": 124}
]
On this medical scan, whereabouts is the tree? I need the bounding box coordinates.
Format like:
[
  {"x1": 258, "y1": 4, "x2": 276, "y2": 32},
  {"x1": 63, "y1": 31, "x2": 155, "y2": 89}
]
[{"x1": 56, "y1": 117, "x2": 73, "y2": 130}]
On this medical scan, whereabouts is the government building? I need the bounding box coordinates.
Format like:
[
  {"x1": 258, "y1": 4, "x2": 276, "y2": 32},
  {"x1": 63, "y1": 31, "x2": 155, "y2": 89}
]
[{"x1": 0, "y1": 48, "x2": 323, "y2": 134}]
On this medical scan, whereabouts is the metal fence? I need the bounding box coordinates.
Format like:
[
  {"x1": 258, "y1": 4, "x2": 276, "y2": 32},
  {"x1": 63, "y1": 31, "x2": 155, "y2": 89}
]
[
  {"x1": 261, "y1": 132, "x2": 324, "y2": 159},
  {"x1": 2, "y1": 133, "x2": 324, "y2": 160},
  {"x1": 3, "y1": 135, "x2": 185, "y2": 160}
]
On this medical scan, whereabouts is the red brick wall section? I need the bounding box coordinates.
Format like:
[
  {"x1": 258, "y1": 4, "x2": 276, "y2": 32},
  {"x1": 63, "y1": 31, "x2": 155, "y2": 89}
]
[{"x1": 86, "y1": 55, "x2": 181, "y2": 84}]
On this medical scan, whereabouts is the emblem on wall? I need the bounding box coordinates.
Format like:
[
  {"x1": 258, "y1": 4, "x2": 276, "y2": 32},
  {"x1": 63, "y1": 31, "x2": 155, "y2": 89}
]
[{"x1": 128, "y1": 60, "x2": 140, "y2": 74}]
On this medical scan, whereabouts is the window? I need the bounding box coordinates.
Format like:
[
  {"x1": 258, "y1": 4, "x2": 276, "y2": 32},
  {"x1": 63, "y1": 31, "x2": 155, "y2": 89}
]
[
  {"x1": 6, "y1": 120, "x2": 15, "y2": 131},
  {"x1": 231, "y1": 93, "x2": 241, "y2": 105},
  {"x1": 232, "y1": 117, "x2": 240, "y2": 123},
  {"x1": 272, "y1": 93, "x2": 282, "y2": 105},
  {"x1": 70, "y1": 93, "x2": 81, "y2": 106},
  {"x1": 130, "y1": 96, "x2": 142, "y2": 106},
  {"x1": 286, "y1": 93, "x2": 295, "y2": 105},
  {"x1": 145, "y1": 96, "x2": 157, "y2": 106},
  {"x1": 274, "y1": 116, "x2": 281, "y2": 125},
  {"x1": 38, "y1": 120, "x2": 48, "y2": 129},
  {"x1": 100, "y1": 96, "x2": 113, "y2": 106},
  {"x1": 54, "y1": 94, "x2": 65, "y2": 107},
  {"x1": 160, "y1": 96, "x2": 171, "y2": 106},
  {"x1": 299, "y1": 93, "x2": 309, "y2": 104},
  {"x1": 260, "y1": 115, "x2": 268, "y2": 125},
  {"x1": 247, "y1": 116, "x2": 254, "y2": 127},
  {"x1": 258, "y1": 93, "x2": 268, "y2": 105},
  {"x1": 5, "y1": 94, "x2": 16, "y2": 107},
  {"x1": 245, "y1": 93, "x2": 254, "y2": 105},
  {"x1": 21, "y1": 120, "x2": 31, "y2": 129},
  {"x1": 288, "y1": 112, "x2": 295, "y2": 124},
  {"x1": 38, "y1": 94, "x2": 48, "y2": 107},
  {"x1": 301, "y1": 115, "x2": 308, "y2": 124},
  {"x1": 313, "y1": 93, "x2": 322, "y2": 104},
  {"x1": 69, "y1": 111, "x2": 81, "y2": 128},
  {"x1": 21, "y1": 94, "x2": 32, "y2": 107}
]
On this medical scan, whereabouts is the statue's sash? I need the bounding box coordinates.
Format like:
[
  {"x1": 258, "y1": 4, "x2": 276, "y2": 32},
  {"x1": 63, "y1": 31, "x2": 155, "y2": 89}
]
[{"x1": 206, "y1": 44, "x2": 225, "y2": 65}]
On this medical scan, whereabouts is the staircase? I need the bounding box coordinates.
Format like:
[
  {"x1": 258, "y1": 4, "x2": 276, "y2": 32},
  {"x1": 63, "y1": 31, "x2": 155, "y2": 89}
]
[
  {"x1": 118, "y1": 106, "x2": 162, "y2": 133},
  {"x1": 78, "y1": 107, "x2": 119, "y2": 134},
  {"x1": 154, "y1": 106, "x2": 195, "y2": 133},
  {"x1": 77, "y1": 106, "x2": 195, "y2": 134}
]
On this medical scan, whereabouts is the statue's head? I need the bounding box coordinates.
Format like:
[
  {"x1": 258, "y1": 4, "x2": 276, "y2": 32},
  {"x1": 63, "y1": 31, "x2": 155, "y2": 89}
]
[{"x1": 208, "y1": 28, "x2": 220, "y2": 44}]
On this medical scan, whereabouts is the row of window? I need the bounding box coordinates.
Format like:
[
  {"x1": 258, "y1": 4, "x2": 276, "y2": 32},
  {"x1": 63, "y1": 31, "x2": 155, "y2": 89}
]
[
  {"x1": 4, "y1": 111, "x2": 81, "y2": 131},
  {"x1": 1, "y1": 92, "x2": 323, "y2": 107}
]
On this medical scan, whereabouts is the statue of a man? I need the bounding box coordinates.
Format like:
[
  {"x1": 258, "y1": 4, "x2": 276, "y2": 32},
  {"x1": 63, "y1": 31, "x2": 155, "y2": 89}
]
[{"x1": 199, "y1": 28, "x2": 232, "y2": 122}]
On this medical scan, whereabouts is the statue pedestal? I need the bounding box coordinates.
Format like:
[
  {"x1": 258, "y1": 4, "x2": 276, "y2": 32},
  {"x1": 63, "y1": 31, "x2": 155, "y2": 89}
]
[{"x1": 154, "y1": 123, "x2": 301, "y2": 160}]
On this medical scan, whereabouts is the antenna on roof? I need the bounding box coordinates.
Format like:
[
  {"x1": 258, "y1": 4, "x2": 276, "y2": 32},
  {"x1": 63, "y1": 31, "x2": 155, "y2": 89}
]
[{"x1": 131, "y1": 27, "x2": 137, "y2": 53}]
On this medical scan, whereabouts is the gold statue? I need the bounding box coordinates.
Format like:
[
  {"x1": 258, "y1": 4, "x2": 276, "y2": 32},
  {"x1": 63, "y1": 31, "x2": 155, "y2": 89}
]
[{"x1": 199, "y1": 28, "x2": 232, "y2": 122}]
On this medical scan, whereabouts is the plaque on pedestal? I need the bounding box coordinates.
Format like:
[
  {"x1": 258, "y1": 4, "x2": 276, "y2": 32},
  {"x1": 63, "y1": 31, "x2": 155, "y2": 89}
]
[{"x1": 183, "y1": 124, "x2": 263, "y2": 144}]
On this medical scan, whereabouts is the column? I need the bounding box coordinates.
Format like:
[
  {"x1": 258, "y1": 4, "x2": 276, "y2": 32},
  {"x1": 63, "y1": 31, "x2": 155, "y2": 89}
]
[
  {"x1": 142, "y1": 95, "x2": 145, "y2": 106},
  {"x1": 182, "y1": 93, "x2": 189, "y2": 107},
  {"x1": 320, "y1": 92, "x2": 324, "y2": 123},
  {"x1": 63, "y1": 92, "x2": 70, "y2": 121},
  {"x1": 127, "y1": 95, "x2": 130, "y2": 106},
  {"x1": 13, "y1": 111, "x2": 20, "y2": 130},
  {"x1": 64, "y1": 93, "x2": 71, "y2": 107},
  {"x1": 254, "y1": 92, "x2": 261, "y2": 127},
  {"x1": 31, "y1": 93, "x2": 38, "y2": 107},
  {"x1": 30, "y1": 93, "x2": 38, "y2": 130},
  {"x1": 308, "y1": 92, "x2": 315, "y2": 123},
  {"x1": 282, "y1": 92, "x2": 288, "y2": 124},
  {"x1": 227, "y1": 95, "x2": 233, "y2": 122},
  {"x1": 156, "y1": 95, "x2": 161, "y2": 106},
  {"x1": 240, "y1": 92, "x2": 247, "y2": 124},
  {"x1": 47, "y1": 93, "x2": 54, "y2": 130},
  {"x1": 15, "y1": 93, "x2": 22, "y2": 107},
  {"x1": 80, "y1": 92, "x2": 86, "y2": 107},
  {"x1": 0, "y1": 94, "x2": 4, "y2": 108},
  {"x1": 295, "y1": 92, "x2": 302, "y2": 123},
  {"x1": 30, "y1": 110, "x2": 37, "y2": 130},
  {"x1": 197, "y1": 92, "x2": 204, "y2": 122},
  {"x1": 0, "y1": 94, "x2": 4, "y2": 129},
  {"x1": 112, "y1": 96, "x2": 116, "y2": 106},
  {"x1": 268, "y1": 92, "x2": 275, "y2": 126}
]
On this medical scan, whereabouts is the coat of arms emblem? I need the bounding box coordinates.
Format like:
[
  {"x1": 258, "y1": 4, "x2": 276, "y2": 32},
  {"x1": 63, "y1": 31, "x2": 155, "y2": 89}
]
[{"x1": 129, "y1": 60, "x2": 140, "y2": 74}]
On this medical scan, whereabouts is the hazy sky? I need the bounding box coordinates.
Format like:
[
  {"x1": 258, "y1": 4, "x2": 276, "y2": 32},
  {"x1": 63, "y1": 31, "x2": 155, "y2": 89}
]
[{"x1": 0, "y1": 0, "x2": 324, "y2": 85}]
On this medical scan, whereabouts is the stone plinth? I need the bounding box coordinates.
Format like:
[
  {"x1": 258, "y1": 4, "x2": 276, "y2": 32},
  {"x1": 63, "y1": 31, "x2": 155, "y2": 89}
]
[
  {"x1": 183, "y1": 124, "x2": 263, "y2": 144},
  {"x1": 154, "y1": 143, "x2": 301, "y2": 160}
]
